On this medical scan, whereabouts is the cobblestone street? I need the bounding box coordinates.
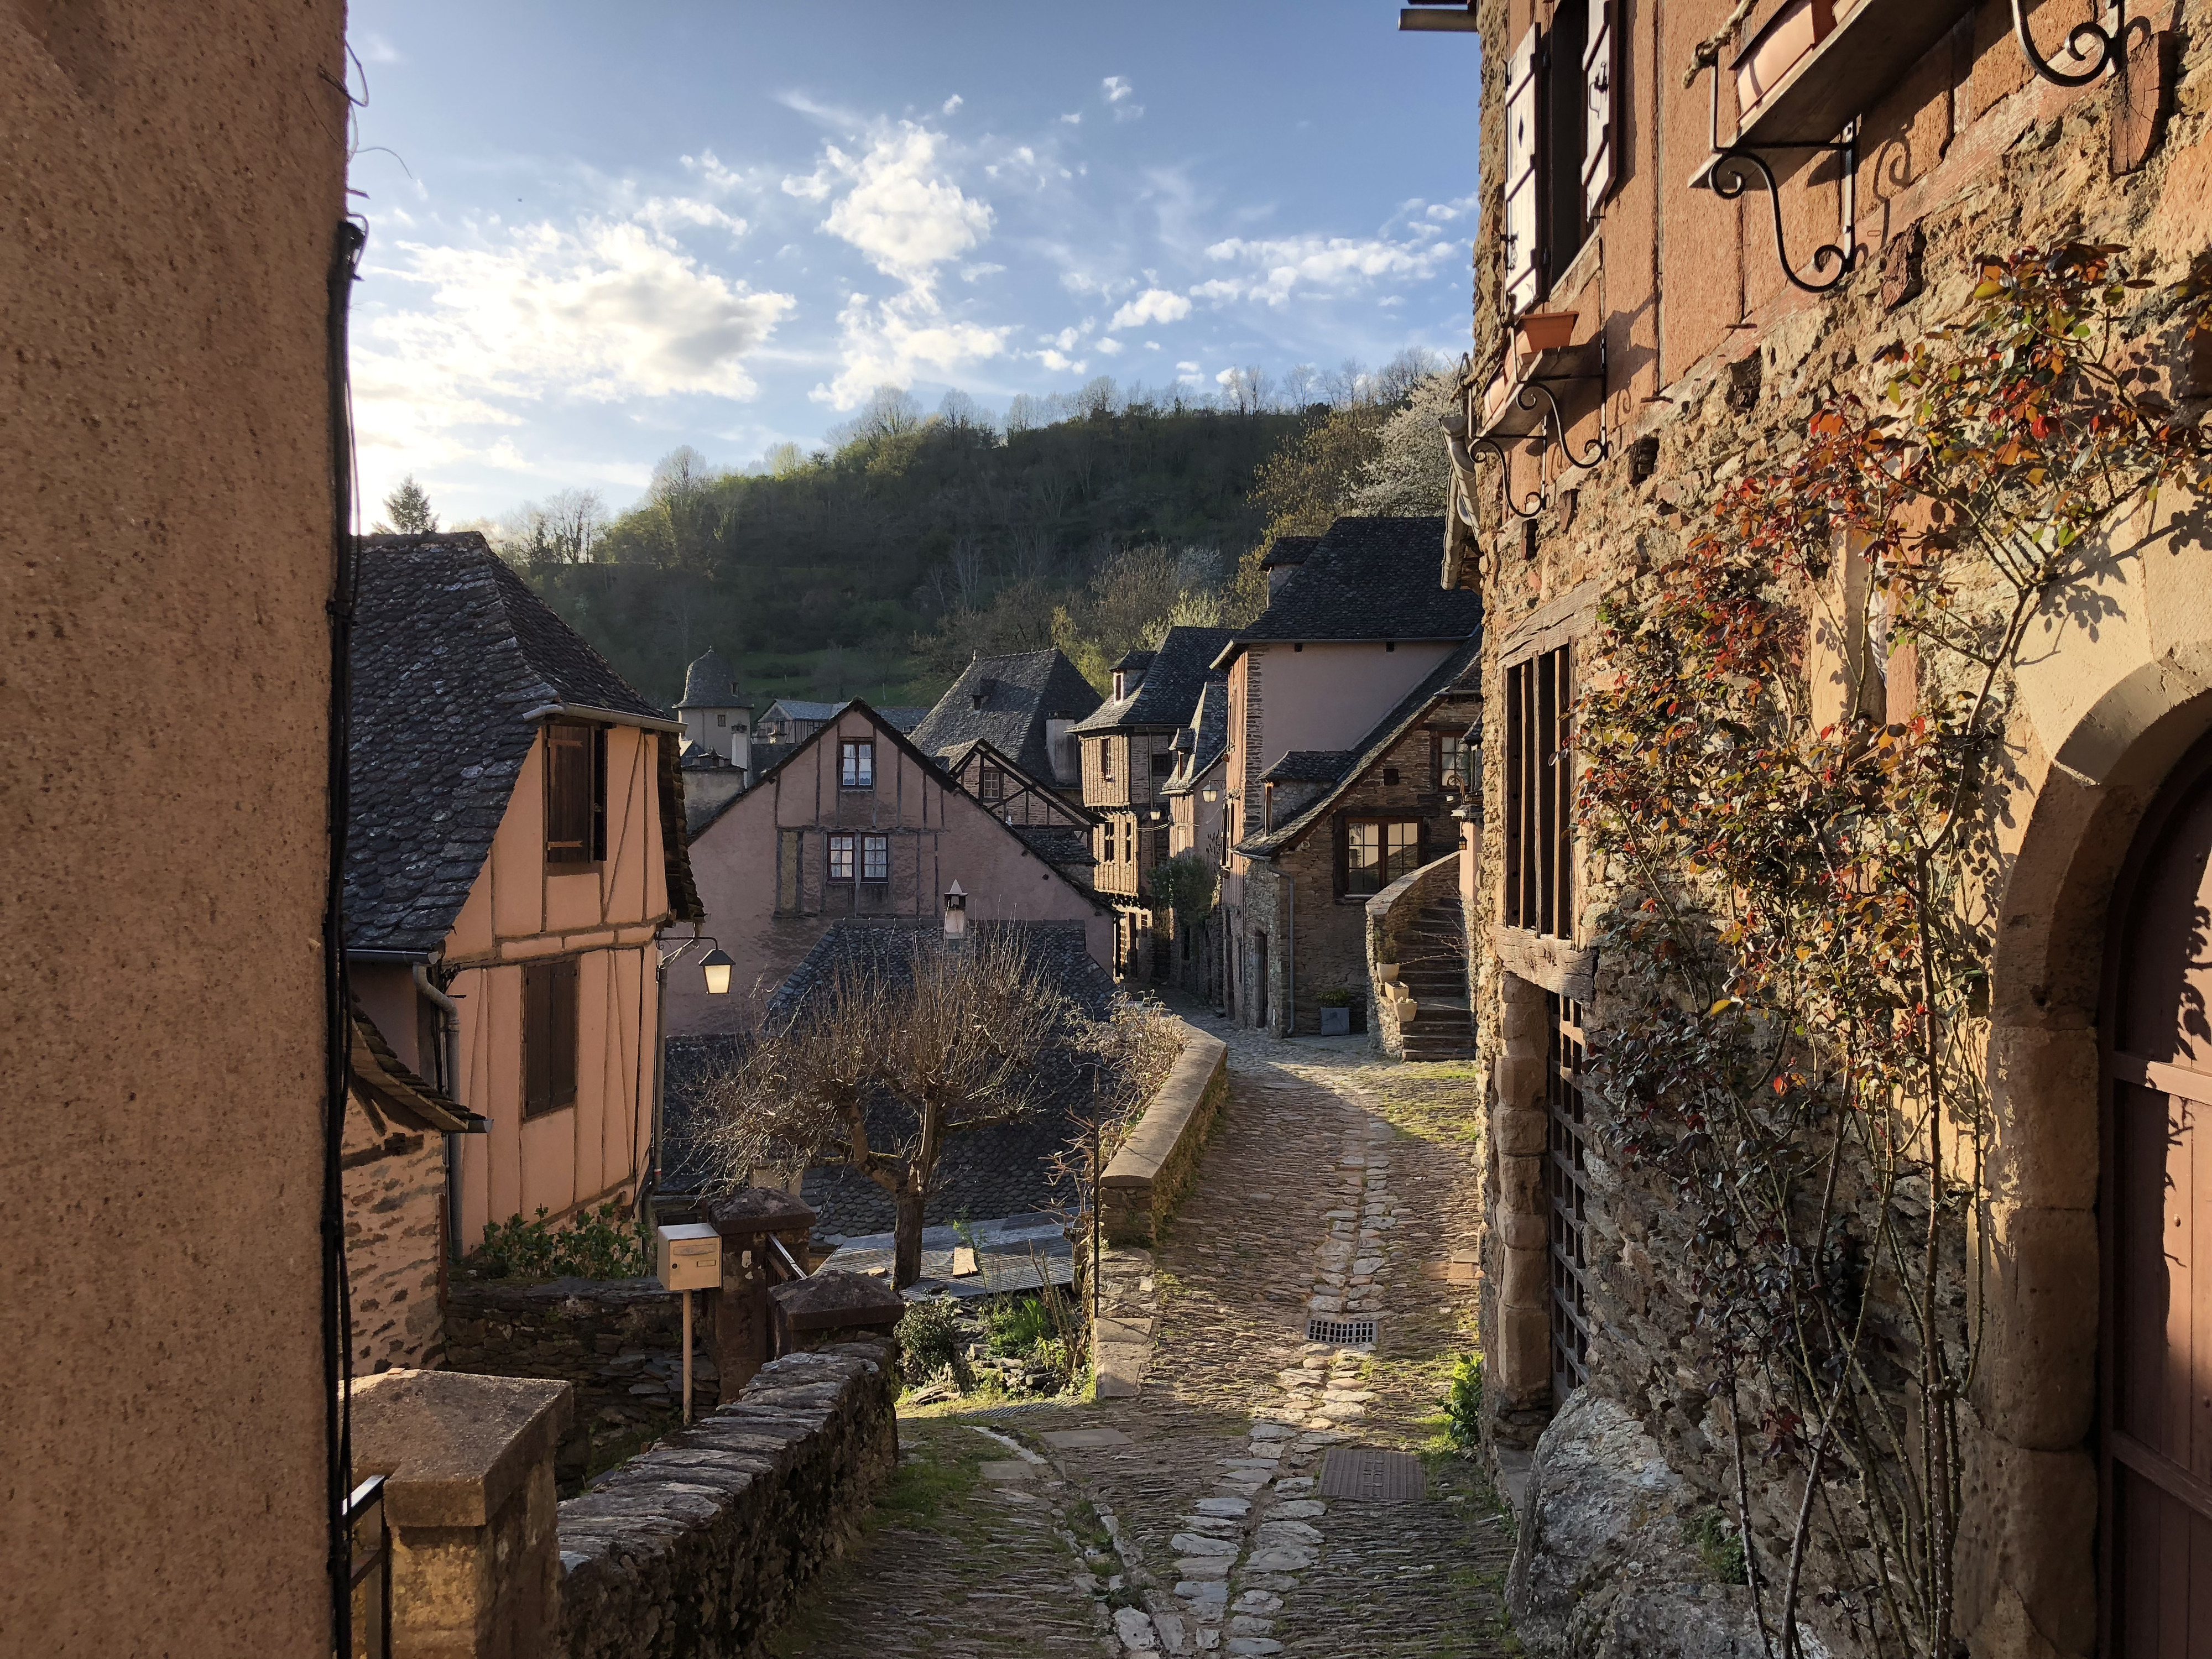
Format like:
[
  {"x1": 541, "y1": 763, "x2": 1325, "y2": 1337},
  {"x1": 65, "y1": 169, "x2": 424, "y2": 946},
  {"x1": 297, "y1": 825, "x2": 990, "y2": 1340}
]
[{"x1": 774, "y1": 1008, "x2": 1517, "y2": 1658}]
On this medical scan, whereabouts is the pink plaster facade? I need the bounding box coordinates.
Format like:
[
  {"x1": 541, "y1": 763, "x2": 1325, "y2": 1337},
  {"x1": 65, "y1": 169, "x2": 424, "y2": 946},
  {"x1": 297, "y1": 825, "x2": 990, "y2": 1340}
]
[{"x1": 671, "y1": 705, "x2": 1113, "y2": 1034}]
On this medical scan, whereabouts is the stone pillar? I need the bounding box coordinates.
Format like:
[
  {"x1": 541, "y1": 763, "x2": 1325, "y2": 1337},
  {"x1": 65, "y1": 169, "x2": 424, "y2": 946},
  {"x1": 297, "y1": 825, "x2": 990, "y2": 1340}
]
[
  {"x1": 705, "y1": 1186, "x2": 819, "y2": 1395},
  {"x1": 768, "y1": 1269, "x2": 907, "y2": 1357},
  {"x1": 348, "y1": 1369, "x2": 573, "y2": 1659},
  {"x1": 1491, "y1": 974, "x2": 1553, "y2": 1423}
]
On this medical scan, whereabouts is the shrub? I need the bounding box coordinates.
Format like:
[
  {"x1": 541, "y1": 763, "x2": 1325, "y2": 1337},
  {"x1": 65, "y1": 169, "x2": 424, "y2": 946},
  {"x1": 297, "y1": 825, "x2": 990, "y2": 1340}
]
[
  {"x1": 473, "y1": 1200, "x2": 653, "y2": 1280},
  {"x1": 1442, "y1": 1353, "x2": 1483, "y2": 1452},
  {"x1": 899, "y1": 1293, "x2": 966, "y2": 1383}
]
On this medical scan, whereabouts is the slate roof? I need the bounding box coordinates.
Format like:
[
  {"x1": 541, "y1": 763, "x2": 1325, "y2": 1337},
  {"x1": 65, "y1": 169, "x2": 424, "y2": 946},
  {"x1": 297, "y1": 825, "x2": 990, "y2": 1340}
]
[
  {"x1": 766, "y1": 920, "x2": 1118, "y2": 1020},
  {"x1": 1219, "y1": 517, "x2": 1477, "y2": 657},
  {"x1": 1162, "y1": 681, "x2": 1231, "y2": 798},
  {"x1": 764, "y1": 698, "x2": 843, "y2": 724},
  {"x1": 675, "y1": 649, "x2": 740, "y2": 709},
  {"x1": 1260, "y1": 534, "x2": 1321, "y2": 568},
  {"x1": 875, "y1": 706, "x2": 928, "y2": 733},
  {"x1": 1238, "y1": 633, "x2": 1484, "y2": 859},
  {"x1": 907, "y1": 649, "x2": 1102, "y2": 783},
  {"x1": 1070, "y1": 626, "x2": 1234, "y2": 735},
  {"x1": 1261, "y1": 750, "x2": 1357, "y2": 784},
  {"x1": 345, "y1": 532, "x2": 698, "y2": 956}
]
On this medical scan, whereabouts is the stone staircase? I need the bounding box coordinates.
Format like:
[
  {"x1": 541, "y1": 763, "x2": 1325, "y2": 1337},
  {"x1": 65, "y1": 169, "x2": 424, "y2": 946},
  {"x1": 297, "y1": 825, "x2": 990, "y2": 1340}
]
[{"x1": 1393, "y1": 898, "x2": 1479, "y2": 1061}]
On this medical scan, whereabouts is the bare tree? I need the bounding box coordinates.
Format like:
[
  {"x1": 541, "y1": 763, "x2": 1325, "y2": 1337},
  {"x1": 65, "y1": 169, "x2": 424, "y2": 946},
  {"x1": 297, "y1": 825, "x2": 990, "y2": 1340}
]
[{"x1": 701, "y1": 931, "x2": 1073, "y2": 1286}]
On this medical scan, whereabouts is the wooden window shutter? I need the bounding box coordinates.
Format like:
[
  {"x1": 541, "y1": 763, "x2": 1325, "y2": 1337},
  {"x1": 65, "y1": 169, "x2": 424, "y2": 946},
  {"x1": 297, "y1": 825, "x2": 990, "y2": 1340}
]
[
  {"x1": 591, "y1": 726, "x2": 608, "y2": 860},
  {"x1": 1582, "y1": 0, "x2": 1616, "y2": 220},
  {"x1": 1503, "y1": 25, "x2": 1545, "y2": 316},
  {"x1": 550, "y1": 958, "x2": 577, "y2": 1112},
  {"x1": 544, "y1": 722, "x2": 595, "y2": 862},
  {"x1": 1332, "y1": 812, "x2": 1349, "y2": 900}
]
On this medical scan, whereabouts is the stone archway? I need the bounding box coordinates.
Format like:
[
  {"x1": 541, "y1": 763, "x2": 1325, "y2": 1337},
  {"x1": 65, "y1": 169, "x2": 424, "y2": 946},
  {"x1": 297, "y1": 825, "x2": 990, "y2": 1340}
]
[{"x1": 1963, "y1": 491, "x2": 2212, "y2": 1657}]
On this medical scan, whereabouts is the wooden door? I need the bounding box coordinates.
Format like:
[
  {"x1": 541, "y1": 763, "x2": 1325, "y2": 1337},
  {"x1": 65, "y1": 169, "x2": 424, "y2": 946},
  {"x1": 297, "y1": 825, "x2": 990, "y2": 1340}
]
[{"x1": 2104, "y1": 755, "x2": 2212, "y2": 1653}]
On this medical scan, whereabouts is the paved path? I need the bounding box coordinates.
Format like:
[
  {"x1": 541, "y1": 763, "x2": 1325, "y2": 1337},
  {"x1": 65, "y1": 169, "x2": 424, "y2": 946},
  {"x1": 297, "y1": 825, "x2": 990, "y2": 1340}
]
[{"x1": 774, "y1": 1008, "x2": 1516, "y2": 1658}]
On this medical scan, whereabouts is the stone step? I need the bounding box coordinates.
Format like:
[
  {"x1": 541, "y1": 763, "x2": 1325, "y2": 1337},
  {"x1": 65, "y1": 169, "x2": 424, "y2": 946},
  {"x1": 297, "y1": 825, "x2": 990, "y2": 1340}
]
[{"x1": 1402, "y1": 1037, "x2": 1480, "y2": 1058}]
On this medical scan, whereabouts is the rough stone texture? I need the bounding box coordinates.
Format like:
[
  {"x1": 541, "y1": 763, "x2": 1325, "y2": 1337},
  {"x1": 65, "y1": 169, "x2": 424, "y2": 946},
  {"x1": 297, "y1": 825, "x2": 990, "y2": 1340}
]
[
  {"x1": 1099, "y1": 1022, "x2": 1227, "y2": 1246},
  {"x1": 343, "y1": 1100, "x2": 449, "y2": 1373},
  {"x1": 2, "y1": 6, "x2": 347, "y2": 1650},
  {"x1": 351, "y1": 1368, "x2": 576, "y2": 1659},
  {"x1": 1508, "y1": 1392, "x2": 1770, "y2": 1659},
  {"x1": 447, "y1": 1278, "x2": 717, "y2": 1468},
  {"x1": 554, "y1": 1340, "x2": 900, "y2": 1659}
]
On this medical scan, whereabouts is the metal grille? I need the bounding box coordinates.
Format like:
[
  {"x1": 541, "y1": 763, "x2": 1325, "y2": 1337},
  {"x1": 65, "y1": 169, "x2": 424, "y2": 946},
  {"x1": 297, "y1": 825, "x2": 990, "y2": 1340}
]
[
  {"x1": 1505, "y1": 643, "x2": 1574, "y2": 936},
  {"x1": 1547, "y1": 993, "x2": 1592, "y2": 1399},
  {"x1": 1319, "y1": 1446, "x2": 1425, "y2": 1501},
  {"x1": 1307, "y1": 1316, "x2": 1377, "y2": 1347}
]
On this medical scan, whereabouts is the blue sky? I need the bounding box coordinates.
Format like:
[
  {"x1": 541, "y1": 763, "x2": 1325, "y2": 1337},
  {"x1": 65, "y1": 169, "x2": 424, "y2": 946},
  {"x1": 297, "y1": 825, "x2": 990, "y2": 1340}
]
[{"x1": 344, "y1": 3, "x2": 1484, "y2": 523}]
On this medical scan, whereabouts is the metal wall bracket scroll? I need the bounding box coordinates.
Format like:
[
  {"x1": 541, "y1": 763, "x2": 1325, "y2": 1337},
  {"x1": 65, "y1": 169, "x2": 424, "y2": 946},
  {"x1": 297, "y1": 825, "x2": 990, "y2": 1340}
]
[
  {"x1": 1698, "y1": 63, "x2": 1860, "y2": 296},
  {"x1": 2012, "y1": 0, "x2": 2125, "y2": 86}
]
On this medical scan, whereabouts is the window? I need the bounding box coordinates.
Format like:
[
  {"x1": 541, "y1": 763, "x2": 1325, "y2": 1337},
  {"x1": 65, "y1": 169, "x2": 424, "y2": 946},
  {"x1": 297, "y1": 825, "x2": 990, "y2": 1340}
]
[
  {"x1": 840, "y1": 739, "x2": 874, "y2": 789},
  {"x1": 1099, "y1": 740, "x2": 1114, "y2": 780},
  {"x1": 1501, "y1": 3, "x2": 1614, "y2": 316},
  {"x1": 862, "y1": 833, "x2": 889, "y2": 883},
  {"x1": 979, "y1": 765, "x2": 1004, "y2": 803},
  {"x1": 1100, "y1": 821, "x2": 1116, "y2": 863},
  {"x1": 1383, "y1": 766, "x2": 1401, "y2": 787},
  {"x1": 1150, "y1": 750, "x2": 1174, "y2": 777},
  {"x1": 1343, "y1": 818, "x2": 1421, "y2": 897},
  {"x1": 522, "y1": 958, "x2": 578, "y2": 1119},
  {"x1": 1505, "y1": 643, "x2": 1574, "y2": 936},
  {"x1": 717, "y1": 712, "x2": 727, "y2": 728},
  {"x1": 827, "y1": 832, "x2": 855, "y2": 881},
  {"x1": 1548, "y1": 993, "x2": 1593, "y2": 1398},
  {"x1": 544, "y1": 721, "x2": 606, "y2": 864},
  {"x1": 1436, "y1": 729, "x2": 1470, "y2": 792}
]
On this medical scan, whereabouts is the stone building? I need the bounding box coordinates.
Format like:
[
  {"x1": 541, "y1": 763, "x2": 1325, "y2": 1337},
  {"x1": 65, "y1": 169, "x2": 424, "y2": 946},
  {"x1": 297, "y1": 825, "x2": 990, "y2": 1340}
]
[
  {"x1": 1417, "y1": 0, "x2": 2212, "y2": 1652},
  {"x1": 1070, "y1": 627, "x2": 1235, "y2": 983},
  {"x1": 670, "y1": 700, "x2": 1112, "y2": 1033},
  {"x1": 1215, "y1": 515, "x2": 1484, "y2": 1032},
  {"x1": 1164, "y1": 680, "x2": 1234, "y2": 1003}
]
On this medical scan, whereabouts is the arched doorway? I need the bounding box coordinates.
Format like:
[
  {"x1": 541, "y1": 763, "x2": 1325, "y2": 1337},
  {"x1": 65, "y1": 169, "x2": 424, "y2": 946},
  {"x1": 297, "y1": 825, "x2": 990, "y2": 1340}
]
[{"x1": 2101, "y1": 738, "x2": 2212, "y2": 1652}]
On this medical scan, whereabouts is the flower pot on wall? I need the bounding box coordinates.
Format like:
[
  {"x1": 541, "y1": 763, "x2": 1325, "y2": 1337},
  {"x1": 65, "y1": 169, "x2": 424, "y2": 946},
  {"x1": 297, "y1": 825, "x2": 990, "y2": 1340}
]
[
  {"x1": 1514, "y1": 311, "x2": 1579, "y2": 373},
  {"x1": 1734, "y1": 0, "x2": 1838, "y2": 117}
]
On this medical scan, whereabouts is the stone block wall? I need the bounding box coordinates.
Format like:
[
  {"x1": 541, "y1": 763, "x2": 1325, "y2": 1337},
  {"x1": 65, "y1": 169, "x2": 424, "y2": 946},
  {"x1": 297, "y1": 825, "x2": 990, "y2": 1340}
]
[
  {"x1": 1364, "y1": 853, "x2": 1461, "y2": 1060},
  {"x1": 554, "y1": 1340, "x2": 900, "y2": 1659},
  {"x1": 446, "y1": 1278, "x2": 714, "y2": 1469},
  {"x1": 342, "y1": 1095, "x2": 448, "y2": 1373},
  {"x1": 1099, "y1": 1022, "x2": 1228, "y2": 1246}
]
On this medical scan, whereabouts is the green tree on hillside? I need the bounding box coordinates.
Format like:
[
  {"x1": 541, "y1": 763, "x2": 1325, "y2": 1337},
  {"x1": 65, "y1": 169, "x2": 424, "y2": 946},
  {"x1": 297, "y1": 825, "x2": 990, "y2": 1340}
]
[{"x1": 375, "y1": 474, "x2": 437, "y2": 535}]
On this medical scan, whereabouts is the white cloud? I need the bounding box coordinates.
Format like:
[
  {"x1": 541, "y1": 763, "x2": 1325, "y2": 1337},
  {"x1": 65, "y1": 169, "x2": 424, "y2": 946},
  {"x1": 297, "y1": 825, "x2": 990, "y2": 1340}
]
[
  {"x1": 813, "y1": 288, "x2": 1009, "y2": 409},
  {"x1": 1044, "y1": 325, "x2": 1083, "y2": 350},
  {"x1": 961, "y1": 262, "x2": 1006, "y2": 281},
  {"x1": 1200, "y1": 232, "x2": 1453, "y2": 305},
  {"x1": 941, "y1": 93, "x2": 964, "y2": 114},
  {"x1": 1060, "y1": 112, "x2": 1082, "y2": 126},
  {"x1": 1175, "y1": 360, "x2": 1201, "y2": 374},
  {"x1": 1103, "y1": 76, "x2": 1134, "y2": 103},
  {"x1": 1110, "y1": 287, "x2": 1192, "y2": 329},
  {"x1": 1214, "y1": 367, "x2": 1238, "y2": 387},
  {"x1": 354, "y1": 30, "x2": 403, "y2": 64},
  {"x1": 789, "y1": 124, "x2": 993, "y2": 283},
  {"x1": 1095, "y1": 336, "x2": 1124, "y2": 356},
  {"x1": 680, "y1": 149, "x2": 745, "y2": 195},
  {"x1": 635, "y1": 196, "x2": 747, "y2": 239},
  {"x1": 1145, "y1": 341, "x2": 1162, "y2": 351},
  {"x1": 1101, "y1": 76, "x2": 1142, "y2": 118},
  {"x1": 1186, "y1": 278, "x2": 1242, "y2": 304},
  {"x1": 353, "y1": 216, "x2": 796, "y2": 463},
  {"x1": 1038, "y1": 348, "x2": 1087, "y2": 374}
]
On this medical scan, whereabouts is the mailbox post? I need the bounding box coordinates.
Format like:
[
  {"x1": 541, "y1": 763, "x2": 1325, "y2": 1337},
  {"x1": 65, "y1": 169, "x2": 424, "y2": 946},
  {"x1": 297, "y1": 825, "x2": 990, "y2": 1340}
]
[
  {"x1": 703, "y1": 1186, "x2": 820, "y2": 1395},
  {"x1": 655, "y1": 1222, "x2": 722, "y2": 1422}
]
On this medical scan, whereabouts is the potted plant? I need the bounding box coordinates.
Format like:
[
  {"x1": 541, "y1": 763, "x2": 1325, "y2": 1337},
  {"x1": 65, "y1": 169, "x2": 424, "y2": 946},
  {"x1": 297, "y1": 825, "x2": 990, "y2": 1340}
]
[
  {"x1": 1317, "y1": 987, "x2": 1356, "y2": 1037},
  {"x1": 1514, "y1": 309, "x2": 1579, "y2": 364}
]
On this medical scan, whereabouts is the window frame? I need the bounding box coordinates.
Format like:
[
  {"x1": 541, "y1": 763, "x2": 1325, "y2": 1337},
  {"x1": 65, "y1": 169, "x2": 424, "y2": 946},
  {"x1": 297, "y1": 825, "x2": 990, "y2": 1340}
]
[
  {"x1": 827, "y1": 831, "x2": 856, "y2": 883},
  {"x1": 860, "y1": 832, "x2": 890, "y2": 884},
  {"x1": 521, "y1": 957, "x2": 580, "y2": 1120},
  {"x1": 839, "y1": 739, "x2": 875, "y2": 790},
  {"x1": 1099, "y1": 739, "x2": 1114, "y2": 781},
  {"x1": 1504, "y1": 642, "x2": 1574, "y2": 937},
  {"x1": 1340, "y1": 815, "x2": 1422, "y2": 899}
]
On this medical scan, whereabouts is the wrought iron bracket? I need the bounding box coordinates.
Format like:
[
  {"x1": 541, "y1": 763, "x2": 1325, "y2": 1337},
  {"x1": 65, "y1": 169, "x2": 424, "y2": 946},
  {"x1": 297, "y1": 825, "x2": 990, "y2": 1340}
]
[
  {"x1": 2012, "y1": 0, "x2": 2124, "y2": 86},
  {"x1": 1698, "y1": 61, "x2": 1860, "y2": 296},
  {"x1": 1707, "y1": 134, "x2": 1860, "y2": 295},
  {"x1": 1515, "y1": 373, "x2": 1609, "y2": 473}
]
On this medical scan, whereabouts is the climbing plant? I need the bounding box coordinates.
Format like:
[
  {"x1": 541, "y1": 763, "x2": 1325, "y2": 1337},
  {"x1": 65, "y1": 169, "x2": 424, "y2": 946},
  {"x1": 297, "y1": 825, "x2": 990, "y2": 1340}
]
[{"x1": 1577, "y1": 244, "x2": 2212, "y2": 1657}]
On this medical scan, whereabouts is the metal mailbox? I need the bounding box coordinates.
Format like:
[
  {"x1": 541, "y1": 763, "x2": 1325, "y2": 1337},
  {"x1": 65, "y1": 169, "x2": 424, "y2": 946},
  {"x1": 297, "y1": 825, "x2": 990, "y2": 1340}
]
[{"x1": 656, "y1": 1222, "x2": 723, "y2": 1291}]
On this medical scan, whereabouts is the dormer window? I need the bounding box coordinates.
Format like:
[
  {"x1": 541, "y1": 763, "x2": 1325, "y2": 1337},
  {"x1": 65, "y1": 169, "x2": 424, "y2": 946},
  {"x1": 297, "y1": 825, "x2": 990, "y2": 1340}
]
[{"x1": 970, "y1": 676, "x2": 996, "y2": 711}]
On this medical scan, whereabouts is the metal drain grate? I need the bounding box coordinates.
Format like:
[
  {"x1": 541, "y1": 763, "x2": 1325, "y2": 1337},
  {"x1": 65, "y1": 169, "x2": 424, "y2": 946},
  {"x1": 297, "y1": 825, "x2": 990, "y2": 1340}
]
[
  {"x1": 1319, "y1": 1447, "x2": 1425, "y2": 1501},
  {"x1": 1306, "y1": 1316, "x2": 1377, "y2": 1347}
]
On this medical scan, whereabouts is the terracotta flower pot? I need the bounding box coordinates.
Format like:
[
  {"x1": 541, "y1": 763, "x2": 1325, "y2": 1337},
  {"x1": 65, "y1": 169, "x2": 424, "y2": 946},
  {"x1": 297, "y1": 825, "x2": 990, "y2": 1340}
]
[{"x1": 1515, "y1": 310, "x2": 1579, "y2": 359}]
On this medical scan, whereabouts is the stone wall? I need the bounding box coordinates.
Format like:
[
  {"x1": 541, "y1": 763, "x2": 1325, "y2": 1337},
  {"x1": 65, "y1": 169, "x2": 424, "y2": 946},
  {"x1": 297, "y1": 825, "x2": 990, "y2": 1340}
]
[
  {"x1": 1098, "y1": 1022, "x2": 1228, "y2": 1246},
  {"x1": 1364, "y1": 854, "x2": 1460, "y2": 1060},
  {"x1": 446, "y1": 1278, "x2": 714, "y2": 1472},
  {"x1": 554, "y1": 1340, "x2": 900, "y2": 1659},
  {"x1": 343, "y1": 1095, "x2": 449, "y2": 1373}
]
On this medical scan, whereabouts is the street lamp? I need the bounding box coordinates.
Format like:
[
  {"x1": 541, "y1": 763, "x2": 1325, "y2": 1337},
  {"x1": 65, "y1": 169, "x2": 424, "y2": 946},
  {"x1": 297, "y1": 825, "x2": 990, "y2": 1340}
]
[
  {"x1": 698, "y1": 943, "x2": 734, "y2": 995},
  {"x1": 943, "y1": 880, "x2": 968, "y2": 942}
]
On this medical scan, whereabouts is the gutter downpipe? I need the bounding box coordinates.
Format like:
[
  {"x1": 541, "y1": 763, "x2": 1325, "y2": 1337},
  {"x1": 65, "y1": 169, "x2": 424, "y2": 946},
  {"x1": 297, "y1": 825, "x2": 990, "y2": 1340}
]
[
  {"x1": 414, "y1": 963, "x2": 466, "y2": 1262},
  {"x1": 645, "y1": 945, "x2": 671, "y2": 1227}
]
